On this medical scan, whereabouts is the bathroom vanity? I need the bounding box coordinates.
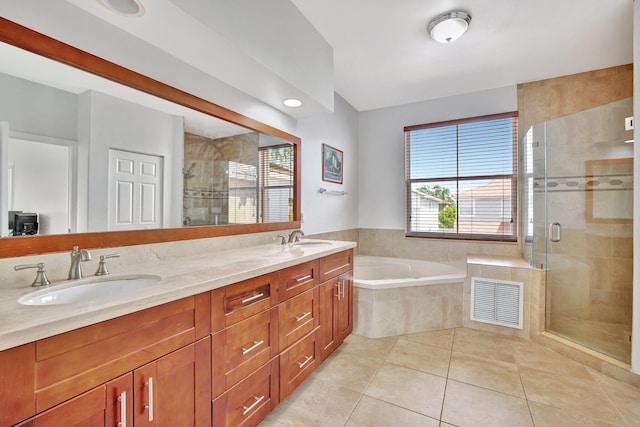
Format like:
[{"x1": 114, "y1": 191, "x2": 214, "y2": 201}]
[{"x1": 0, "y1": 241, "x2": 355, "y2": 426}]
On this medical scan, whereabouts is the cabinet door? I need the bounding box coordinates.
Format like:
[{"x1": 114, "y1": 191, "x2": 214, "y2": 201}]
[
  {"x1": 317, "y1": 276, "x2": 339, "y2": 362},
  {"x1": 1, "y1": 343, "x2": 35, "y2": 426},
  {"x1": 336, "y1": 272, "x2": 354, "y2": 343},
  {"x1": 318, "y1": 271, "x2": 353, "y2": 362},
  {"x1": 106, "y1": 373, "x2": 133, "y2": 427},
  {"x1": 134, "y1": 338, "x2": 211, "y2": 427}
]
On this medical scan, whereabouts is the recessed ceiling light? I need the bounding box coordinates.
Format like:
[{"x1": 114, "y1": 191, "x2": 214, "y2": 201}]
[
  {"x1": 283, "y1": 98, "x2": 303, "y2": 108},
  {"x1": 428, "y1": 11, "x2": 471, "y2": 43},
  {"x1": 97, "y1": 0, "x2": 145, "y2": 17}
]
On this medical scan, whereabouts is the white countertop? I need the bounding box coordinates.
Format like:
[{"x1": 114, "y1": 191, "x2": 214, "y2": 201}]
[{"x1": 0, "y1": 239, "x2": 356, "y2": 352}]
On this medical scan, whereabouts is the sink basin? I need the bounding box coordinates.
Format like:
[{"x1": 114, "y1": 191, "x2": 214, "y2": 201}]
[
  {"x1": 18, "y1": 275, "x2": 161, "y2": 306},
  {"x1": 291, "y1": 240, "x2": 332, "y2": 247}
]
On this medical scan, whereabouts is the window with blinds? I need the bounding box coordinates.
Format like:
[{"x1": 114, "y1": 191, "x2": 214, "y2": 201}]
[
  {"x1": 405, "y1": 112, "x2": 518, "y2": 241},
  {"x1": 259, "y1": 145, "x2": 294, "y2": 222}
]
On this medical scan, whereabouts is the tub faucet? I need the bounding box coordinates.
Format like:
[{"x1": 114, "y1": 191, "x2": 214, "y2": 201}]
[
  {"x1": 288, "y1": 229, "x2": 304, "y2": 243},
  {"x1": 68, "y1": 246, "x2": 92, "y2": 280}
]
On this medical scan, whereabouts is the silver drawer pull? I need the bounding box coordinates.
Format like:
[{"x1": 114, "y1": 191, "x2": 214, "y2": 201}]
[
  {"x1": 144, "y1": 377, "x2": 154, "y2": 422},
  {"x1": 242, "y1": 395, "x2": 265, "y2": 415},
  {"x1": 241, "y1": 340, "x2": 264, "y2": 355},
  {"x1": 297, "y1": 355, "x2": 313, "y2": 369},
  {"x1": 117, "y1": 391, "x2": 126, "y2": 427},
  {"x1": 295, "y1": 311, "x2": 311, "y2": 322},
  {"x1": 296, "y1": 274, "x2": 312, "y2": 282},
  {"x1": 241, "y1": 292, "x2": 264, "y2": 304}
]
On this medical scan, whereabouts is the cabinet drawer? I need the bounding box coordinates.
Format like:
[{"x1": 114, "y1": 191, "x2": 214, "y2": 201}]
[
  {"x1": 212, "y1": 273, "x2": 278, "y2": 331},
  {"x1": 278, "y1": 287, "x2": 319, "y2": 350},
  {"x1": 212, "y1": 308, "x2": 278, "y2": 398},
  {"x1": 319, "y1": 249, "x2": 353, "y2": 282},
  {"x1": 278, "y1": 259, "x2": 319, "y2": 302},
  {"x1": 212, "y1": 359, "x2": 279, "y2": 427},
  {"x1": 279, "y1": 328, "x2": 318, "y2": 401}
]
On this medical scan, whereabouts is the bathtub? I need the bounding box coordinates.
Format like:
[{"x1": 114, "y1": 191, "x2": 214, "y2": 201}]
[{"x1": 353, "y1": 256, "x2": 465, "y2": 338}]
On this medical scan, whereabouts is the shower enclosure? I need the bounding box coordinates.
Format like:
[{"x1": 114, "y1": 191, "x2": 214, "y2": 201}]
[{"x1": 522, "y1": 97, "x2": 634, "y2": 364}]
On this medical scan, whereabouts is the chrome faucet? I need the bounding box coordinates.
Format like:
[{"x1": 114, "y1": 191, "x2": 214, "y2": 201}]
[
  {"x1": 288, "y1": 229, "x2": 304, "y2": 244},
  {"x1": 68, "y1": 246, "x2": 92, "y2": 280}
]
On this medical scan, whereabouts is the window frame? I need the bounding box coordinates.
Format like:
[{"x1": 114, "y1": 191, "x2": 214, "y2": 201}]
[{"x1": 404, "y1": 111, "x2": 519, "y2": 242}]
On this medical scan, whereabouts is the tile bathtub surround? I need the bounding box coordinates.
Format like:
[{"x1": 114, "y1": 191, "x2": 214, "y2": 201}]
[
  {"x1": 354, "y1": 283, "x2": 463, "y2": 338},
  {"x1": 261, "y1": 328, "x2": 640, "y2": 427}
]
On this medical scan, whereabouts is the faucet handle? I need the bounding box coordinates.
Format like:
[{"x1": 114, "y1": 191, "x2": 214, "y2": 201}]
[
  {"x1": 14, "y1": 262, "x2": 51, "y2": 287},
  {"x1": 95, "y1": 253, "x2": 120, "y2": 276}
]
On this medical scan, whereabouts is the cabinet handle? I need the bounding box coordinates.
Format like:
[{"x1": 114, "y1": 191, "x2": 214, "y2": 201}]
[
  {"x1": 242, "y1": 395, "x2": 265, "y2": 415},
  {"x1": 295, "y1": 311, "x2": 311, "y2": 322},
  {"x1": 117, "y1": 391, "x2": 126, "y2": 427},
  {"x1": 241, "y1": 292, "x2": 264, "y2": 304},
  {"x1": 296, "y1": 274, "x2": 312, "y2": 282},
  {"x1": 341, "y1": 280, "x2": 346, "y2": 298},
  {"x1": 297, "y1": 355, "x2": 313, "y2": 369},
  {"x1": 241, "y1": 340, "x2": 264, "y2": 355},
  {"x1": 335, "y1": 282, "x2": 341, "y2": 300},
  {"x1": 144, "y1": 377, "x2": 154, "y2": 422}
]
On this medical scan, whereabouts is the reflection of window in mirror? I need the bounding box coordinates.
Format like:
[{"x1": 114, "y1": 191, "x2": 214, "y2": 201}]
[
  {"x1": 585, "y1": 158, "x2": 633, "y2": 223},
  {"x1": 259, "y1": 145, "x2": 294, "y2": 223}
]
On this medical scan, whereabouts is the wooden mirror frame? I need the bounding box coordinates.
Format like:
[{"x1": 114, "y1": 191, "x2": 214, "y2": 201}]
[{"x1": 0, "y1": 18, "x2": 301, "y2": 258}]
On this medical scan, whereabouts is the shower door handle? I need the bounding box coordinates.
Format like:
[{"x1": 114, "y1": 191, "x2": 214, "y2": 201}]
[{"x1": 549, "y1": 222, "x2": 561, "y2": 242}]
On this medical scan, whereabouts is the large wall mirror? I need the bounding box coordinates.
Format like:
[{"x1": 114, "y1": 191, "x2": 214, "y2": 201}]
[{"x1": 0, "y1": 18, "x2": 301, "y2": 257}]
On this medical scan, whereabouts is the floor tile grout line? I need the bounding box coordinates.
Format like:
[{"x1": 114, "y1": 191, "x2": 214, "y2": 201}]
[{"x1": 438, "y1": 328, "x2": 456, "y2": 423}]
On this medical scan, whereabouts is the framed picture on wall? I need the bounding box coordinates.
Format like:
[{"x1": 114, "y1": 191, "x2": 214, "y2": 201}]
[{"x1": 322, "y1": 144, "x2": 343, "y2": 184}]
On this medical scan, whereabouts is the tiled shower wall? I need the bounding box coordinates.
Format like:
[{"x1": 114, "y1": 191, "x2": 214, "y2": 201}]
[{"x1": 183, "y1": 132, "x2": 259, "y2": 225}]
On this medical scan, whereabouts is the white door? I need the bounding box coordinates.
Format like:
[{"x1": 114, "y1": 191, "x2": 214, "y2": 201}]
[{"x1": 108, "y1": 149, "x2": 163, "y2": 230}]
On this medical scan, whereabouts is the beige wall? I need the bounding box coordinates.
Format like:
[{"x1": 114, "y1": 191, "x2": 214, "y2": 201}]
[{"x1": 517, "y1": 64, "x2": 633, "y2": 142}]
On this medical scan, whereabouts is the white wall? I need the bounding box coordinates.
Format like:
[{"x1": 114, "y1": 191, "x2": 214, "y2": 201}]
[
  {"x1": 8, "y1": 139, "x2": 69, "y2": 235},
  {"x1": 296, "y1": 94, "x2": 359, "y2": 234},
  {"x1": 0, "y1": 73, "x2": 77, "y2": 140},
  {"x1": 358, "y1": 86, "x2": 518, "y2": 230},
  {"x1": 79, "y1": 91, "x2": 184, "y2": 232}
]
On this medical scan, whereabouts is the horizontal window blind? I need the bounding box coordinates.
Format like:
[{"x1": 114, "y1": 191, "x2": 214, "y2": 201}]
[
  {"x1": 259, "y1": 145, "x2": 294, "y2": 222},
  {"x1": 405, "y1": 112, "x2": 518, "y2": 241}
]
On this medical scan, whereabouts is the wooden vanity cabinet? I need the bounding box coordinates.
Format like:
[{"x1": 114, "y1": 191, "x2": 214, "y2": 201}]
[{"x1": 3, "y1": 246, "x2": 355, "y2": 427}]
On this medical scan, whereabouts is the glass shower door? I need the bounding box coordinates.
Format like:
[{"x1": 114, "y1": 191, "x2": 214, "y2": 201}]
[{"x1": 528, "y1": 97, "x2": 633, "y2": 364}]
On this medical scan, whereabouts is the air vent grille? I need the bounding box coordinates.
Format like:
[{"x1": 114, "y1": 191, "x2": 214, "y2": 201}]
[{"x1": 471, "y1": 277, "x2": 523, "y2": 329}]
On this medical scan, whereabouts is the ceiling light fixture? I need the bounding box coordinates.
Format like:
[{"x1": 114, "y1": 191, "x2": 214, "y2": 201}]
[
  {"x1": 428, "y1": 11, "x2": 471, "y2": 43},
  {"x1": 97, "y1": 0, "x2": 145, "y2": 17},
  {"x1": 283, "y1": 98, "x2": 303, "y2": 108}
]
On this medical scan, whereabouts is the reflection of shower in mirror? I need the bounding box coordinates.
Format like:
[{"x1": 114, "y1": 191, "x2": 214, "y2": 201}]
[{"x1": 182, "y1": 162, "x2": 196, "y2": 179}]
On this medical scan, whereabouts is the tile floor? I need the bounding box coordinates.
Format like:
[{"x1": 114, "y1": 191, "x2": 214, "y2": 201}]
[{"x1": 260, "y1": 328, "x2": 640, "y2": 427}]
